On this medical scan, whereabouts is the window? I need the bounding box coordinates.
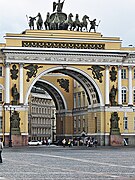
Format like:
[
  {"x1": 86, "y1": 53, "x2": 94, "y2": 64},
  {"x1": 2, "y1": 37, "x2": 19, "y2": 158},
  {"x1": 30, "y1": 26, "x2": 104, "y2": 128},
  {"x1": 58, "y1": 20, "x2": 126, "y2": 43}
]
[
  {"x1": 0, "y1": 117, "x2": 2, "y2": 129},
  {"x1": 78, "y1": 93, "x2": 81, "y2": 107},
  {"x1": 0, "y1": 85, "x2": 2, "y2": 102},
  {"x1": 74, "y1": 80, "x2": 77, "y2": 88},
  {"x1": 83, "y1": 119, "x2": 85, "y2": 129},
  {"x1": 73, "y1": 94, "x2": 77, "y2": 108},
  {"x1": 124, "y1": 117, "x2": 128, "y2": 130},
  {"x1": 74, "y1": 117, "x2": 76, "y2": 128},
  {"x1": 0, "y1": 67, "x2": 2, "y2": 77},
  {"x1": 78, "y1": 117, "x2": 81, "y2": 129},
  {"x1": 134, "y1": 117, "x2": 135, "y2": 130},
  {"x1": 133, "y1": 89, "x2": 135, "y2": 103},
  {"x1": 121, "y1": 69, "x2": 126, "y2": 79},
  {"x1": 134, "y1": 69, "x2": 135, "y2": 79},
  {"x1": 82, "y1": 92, "x2": 85, "y2": 107},
  {"x1": 122, "y1": 87, "x2": 127, "y2": 103}
]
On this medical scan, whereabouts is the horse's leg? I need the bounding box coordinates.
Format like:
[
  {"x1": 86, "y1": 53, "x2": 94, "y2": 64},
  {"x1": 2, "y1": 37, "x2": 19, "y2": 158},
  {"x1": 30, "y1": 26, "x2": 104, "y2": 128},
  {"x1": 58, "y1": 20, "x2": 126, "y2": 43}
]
[
  {"x1": 44, "y1": 22, "x2": 47, "y2": 30},
  {"x1": 48, "y1": 23, "x2": 50, "y2": 30}
]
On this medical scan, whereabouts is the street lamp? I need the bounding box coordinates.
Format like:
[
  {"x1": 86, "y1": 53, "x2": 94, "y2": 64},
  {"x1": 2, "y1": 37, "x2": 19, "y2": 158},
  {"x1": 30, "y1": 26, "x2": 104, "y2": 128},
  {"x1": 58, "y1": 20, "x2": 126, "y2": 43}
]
[
  {"x1": 51, "y1": 116, "x2": 55, "y2": 143},
  {"x1": 9, "y1": 107, "x2": 15, "y2": 147}
]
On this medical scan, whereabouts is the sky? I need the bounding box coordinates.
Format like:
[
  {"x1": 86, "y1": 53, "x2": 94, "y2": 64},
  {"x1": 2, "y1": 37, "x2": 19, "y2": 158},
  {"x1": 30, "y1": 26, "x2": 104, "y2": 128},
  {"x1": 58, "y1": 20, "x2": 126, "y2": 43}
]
[{"x1": 0, "y1": 0, "x2": 135, "y2": 47}]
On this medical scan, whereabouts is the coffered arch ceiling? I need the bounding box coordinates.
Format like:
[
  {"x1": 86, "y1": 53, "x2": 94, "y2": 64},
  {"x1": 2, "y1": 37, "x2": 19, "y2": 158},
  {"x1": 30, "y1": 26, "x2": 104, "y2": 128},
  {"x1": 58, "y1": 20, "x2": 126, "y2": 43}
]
[
  {"x1": 52, "y1": 68, "x2": 101, "y2": 107},
  {"x1": 34, "y1": 80, "x2": 67, "y2": 111}
]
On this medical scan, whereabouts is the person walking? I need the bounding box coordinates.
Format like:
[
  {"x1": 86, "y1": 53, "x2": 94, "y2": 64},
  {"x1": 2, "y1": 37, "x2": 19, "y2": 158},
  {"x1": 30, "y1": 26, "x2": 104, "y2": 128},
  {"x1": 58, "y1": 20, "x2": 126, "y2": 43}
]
[
  {"x1": 62, "y1": 138, "x2": 66, "y2": 147},
  {"x1": 0, "y1": 139, "x2": 3, "y2": 163}
]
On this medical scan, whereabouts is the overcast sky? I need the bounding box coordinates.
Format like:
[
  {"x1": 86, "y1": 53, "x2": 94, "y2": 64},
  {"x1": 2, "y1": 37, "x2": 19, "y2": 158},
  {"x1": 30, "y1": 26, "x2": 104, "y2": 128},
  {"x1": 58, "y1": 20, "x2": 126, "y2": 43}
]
[{"x1": 0, "y1": 0, "x2": 135, "y2": 47}]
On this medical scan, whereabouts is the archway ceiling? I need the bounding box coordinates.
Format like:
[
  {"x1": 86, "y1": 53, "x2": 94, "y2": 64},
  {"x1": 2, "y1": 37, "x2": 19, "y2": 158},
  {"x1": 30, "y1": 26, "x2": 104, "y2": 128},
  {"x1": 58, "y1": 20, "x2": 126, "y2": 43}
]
[
  {"x1": 52, "y1": 69, "x2": 100, "y2": 105},
  {"x1": 34, "y1": 81, "x2": 65, "y2": 110}
]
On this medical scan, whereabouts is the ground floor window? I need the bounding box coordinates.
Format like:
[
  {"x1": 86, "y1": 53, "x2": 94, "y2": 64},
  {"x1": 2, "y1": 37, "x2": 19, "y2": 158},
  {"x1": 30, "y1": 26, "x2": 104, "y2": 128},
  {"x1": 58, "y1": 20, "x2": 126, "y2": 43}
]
[
  {"x1": 0, "y1": 117, "x2": 2, "y2": 129},
  {"x1": 123, "y1": 117, "x2": 128, "y2": 130}
]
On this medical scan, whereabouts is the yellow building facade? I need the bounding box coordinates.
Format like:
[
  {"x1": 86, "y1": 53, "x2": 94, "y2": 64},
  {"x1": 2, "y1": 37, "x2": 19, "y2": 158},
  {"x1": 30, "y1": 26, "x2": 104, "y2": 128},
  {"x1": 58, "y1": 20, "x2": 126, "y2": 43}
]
[{"x1": 0, "y1": 29, "x2": 135, "y2": 146}]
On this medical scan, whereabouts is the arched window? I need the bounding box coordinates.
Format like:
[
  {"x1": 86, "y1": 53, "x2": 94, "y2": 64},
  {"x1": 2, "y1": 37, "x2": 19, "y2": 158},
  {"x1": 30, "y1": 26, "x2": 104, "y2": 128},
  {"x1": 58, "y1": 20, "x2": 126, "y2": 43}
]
[
  {"x1": 122, "y1": 87, "x2": 127, "y2": 103},
  {"x1": 133, "y1": 87, "x2": 135, "y2": 103},
  {"x1": 0, "y1": 85, "x2": 3, "y2": 103},
  {"x1": 73, "y1": 93, "x2": 77, "y2": 108}
]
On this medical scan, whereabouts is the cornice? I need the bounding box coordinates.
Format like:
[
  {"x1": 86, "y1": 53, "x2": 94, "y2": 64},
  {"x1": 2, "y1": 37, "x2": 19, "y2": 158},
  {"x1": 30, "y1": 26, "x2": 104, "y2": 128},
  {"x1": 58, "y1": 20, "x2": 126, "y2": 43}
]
[{"x1": 1, "y1": 47, "x2": 135, "y2": 65}]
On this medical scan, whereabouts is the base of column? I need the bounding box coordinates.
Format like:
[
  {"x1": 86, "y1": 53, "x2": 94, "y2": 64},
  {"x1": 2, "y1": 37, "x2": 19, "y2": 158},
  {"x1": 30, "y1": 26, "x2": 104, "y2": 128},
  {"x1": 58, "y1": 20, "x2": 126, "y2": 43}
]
[
  {"x1": 110, "y1": 135, "x2": 123, "y2": 146},
  {"x1": 118, "y1": 104, "x2": 123, "y2": 107},
  {"x1": 105, "y1": 104, "x2": 110, "y2": 107},
  {"x1": 128, "y1": 104, "x2": 133, "y2": 107},
  {"x1": 4, "y1": 134, "x2": 28, "y2": 147}
]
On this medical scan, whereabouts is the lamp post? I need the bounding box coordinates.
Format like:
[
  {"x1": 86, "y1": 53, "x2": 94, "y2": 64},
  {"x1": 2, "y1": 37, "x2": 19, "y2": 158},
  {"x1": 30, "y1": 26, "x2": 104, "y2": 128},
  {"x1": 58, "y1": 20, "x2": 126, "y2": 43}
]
[
  {"x1": 9, "y1": 107, "x2": 15, "y2": 147},
  {"x1": 51, "y1": 116, "x2": 55, "y2": 144}
]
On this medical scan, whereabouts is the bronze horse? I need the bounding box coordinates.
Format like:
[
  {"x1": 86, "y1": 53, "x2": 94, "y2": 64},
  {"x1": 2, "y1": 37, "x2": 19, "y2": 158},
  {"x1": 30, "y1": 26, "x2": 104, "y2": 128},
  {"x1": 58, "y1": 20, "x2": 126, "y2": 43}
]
[{"x1": 36, "y1": 13, "x2": 43, "y2": 30}]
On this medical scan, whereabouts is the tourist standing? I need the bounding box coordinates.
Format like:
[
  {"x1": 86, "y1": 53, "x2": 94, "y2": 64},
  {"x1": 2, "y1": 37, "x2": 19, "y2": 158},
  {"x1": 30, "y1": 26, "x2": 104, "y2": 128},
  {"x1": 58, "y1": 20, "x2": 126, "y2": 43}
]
[{"x1": 0, "y1": 139, "x2": 3, "y2": 163}]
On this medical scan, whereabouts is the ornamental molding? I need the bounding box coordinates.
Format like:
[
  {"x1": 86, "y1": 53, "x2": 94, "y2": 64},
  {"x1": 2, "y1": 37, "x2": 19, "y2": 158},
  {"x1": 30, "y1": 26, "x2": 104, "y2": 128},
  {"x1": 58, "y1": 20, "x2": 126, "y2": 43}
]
[
  {"x1": 22, "y1": 41, "x2": 105, "y2": 50},
  {"x1": 2, "y1": 49, "x2": 135, "y2": 65}
]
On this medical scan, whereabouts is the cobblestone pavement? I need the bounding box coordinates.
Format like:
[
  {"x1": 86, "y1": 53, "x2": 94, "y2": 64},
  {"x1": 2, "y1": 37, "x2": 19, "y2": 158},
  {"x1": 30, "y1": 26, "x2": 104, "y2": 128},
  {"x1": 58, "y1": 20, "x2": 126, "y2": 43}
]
[{"x1": 0, "y1": 145, "x2": 135, "y2": 180}]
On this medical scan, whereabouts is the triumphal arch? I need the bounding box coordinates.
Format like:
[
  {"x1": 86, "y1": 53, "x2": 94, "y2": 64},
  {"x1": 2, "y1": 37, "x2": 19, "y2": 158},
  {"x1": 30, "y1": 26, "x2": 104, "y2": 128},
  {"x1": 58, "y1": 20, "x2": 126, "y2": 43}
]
[{"x1": 1, "y1": 1, "x2": 135, "y2": 146}]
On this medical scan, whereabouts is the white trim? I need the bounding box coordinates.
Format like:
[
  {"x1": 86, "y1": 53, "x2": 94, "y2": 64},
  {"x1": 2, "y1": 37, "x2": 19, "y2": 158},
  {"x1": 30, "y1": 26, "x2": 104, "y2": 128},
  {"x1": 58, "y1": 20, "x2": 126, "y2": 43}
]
[
  {"x1": 25, "y1": 78, "x2": 68, "y2": 110},
  {"x1": 24, "y1": 66, "x2": 104, "y2": 107},
  {"x1": 1, "y1": 46, "x2": 133, "y2": 54},
  {"x1": 4, "y1": 133, "x2": 9, "y2": 135},
  {"x1": 21, "y1": 133, "x2": 29, "y2": 135},
  {"x1": 4, "y1": 36, "x2": 122, "y2": 43},
  {"x1": 121, "y1": 133, "x2": 135, "y2": 136}
]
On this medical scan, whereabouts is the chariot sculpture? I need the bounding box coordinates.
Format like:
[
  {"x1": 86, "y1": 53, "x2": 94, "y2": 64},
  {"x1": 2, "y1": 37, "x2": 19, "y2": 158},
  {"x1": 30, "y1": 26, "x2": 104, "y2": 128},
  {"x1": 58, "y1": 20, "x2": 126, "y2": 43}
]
[{"x1": 27, "y1": 0, "x2": 100, "y2": 32}]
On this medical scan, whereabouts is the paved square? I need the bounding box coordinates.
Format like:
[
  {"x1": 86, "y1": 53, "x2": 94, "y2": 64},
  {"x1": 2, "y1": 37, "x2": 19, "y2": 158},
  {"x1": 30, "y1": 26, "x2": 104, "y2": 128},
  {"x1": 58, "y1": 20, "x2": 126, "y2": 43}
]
[{"x1": 0, "y1": 146, "x2": 135, "y2": 180}]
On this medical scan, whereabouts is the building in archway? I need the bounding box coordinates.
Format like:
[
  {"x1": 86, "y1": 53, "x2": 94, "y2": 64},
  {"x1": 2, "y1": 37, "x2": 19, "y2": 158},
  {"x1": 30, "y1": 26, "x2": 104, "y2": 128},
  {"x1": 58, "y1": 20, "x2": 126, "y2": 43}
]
[{"x1": 28, "y1": 86, "x2": 56, "y2": 142}]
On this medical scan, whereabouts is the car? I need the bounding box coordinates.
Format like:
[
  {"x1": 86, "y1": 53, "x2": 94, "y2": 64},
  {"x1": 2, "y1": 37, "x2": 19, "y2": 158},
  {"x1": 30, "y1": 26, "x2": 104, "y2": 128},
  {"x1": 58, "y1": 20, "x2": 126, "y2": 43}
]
[{"x1": 28, "y1": 140, "x2": 42, "y2": 146}]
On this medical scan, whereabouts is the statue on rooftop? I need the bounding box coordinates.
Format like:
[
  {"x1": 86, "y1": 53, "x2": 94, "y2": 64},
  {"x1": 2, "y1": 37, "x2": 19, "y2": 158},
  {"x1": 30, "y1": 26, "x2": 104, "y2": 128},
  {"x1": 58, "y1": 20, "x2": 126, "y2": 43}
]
[
  {"x1": 36, "y1": 13, "x2": 43, "y2": 30},
  {"x1": 28, "y1": 16, "x2": 36, "y2": 30},
  {"x1": 44, "y1": 12, "x2": 51, "y2": 30},
  {"x1": 89, "y1": 19, "x2": 99, "y2": 33},
  {"x1": 53, "y1": 0, "x2": 65, "y2": 13}
]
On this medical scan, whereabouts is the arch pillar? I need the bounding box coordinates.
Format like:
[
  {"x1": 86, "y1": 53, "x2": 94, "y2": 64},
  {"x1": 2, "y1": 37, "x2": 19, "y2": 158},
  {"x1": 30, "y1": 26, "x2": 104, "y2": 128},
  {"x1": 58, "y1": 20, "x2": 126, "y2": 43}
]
[
  {"x1": 5, "y1": 63, "x2": 10, "y2": 104},
  {"x1": 56, "y1": 111, "x2": 73, "y2": 140},
  {"x1": 19, "y1": 63, "x2": 24, "y2": 104},
  {"x1": 118, "y1": 66, "x2": 122, "y2": 105},
  {"x1": 128, "y1": 66, "x2": 133, "y2": 106},
  {"x1": 105, "y1": 65, "x2": 110, "y2": 105}
]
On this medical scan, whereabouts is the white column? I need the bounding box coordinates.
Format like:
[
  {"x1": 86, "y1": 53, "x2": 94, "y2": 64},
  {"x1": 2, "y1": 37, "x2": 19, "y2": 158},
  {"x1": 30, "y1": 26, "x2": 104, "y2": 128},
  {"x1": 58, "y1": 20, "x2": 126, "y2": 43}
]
[
  {"x1": 128, "y1": 66, "x2": 133, "y2": 105},
  {"x1": 5, "y1": 63, "x2": 10, "y2": 104},
  {"x1": 118, "y1": 66, "x2": 122, "y2": 105},
  {"x1": 105, "y1": 65, "x2": 110, "y2": 105},
  {"x1": 19, "y1": 63, "x2": 24, "y2": 104}
]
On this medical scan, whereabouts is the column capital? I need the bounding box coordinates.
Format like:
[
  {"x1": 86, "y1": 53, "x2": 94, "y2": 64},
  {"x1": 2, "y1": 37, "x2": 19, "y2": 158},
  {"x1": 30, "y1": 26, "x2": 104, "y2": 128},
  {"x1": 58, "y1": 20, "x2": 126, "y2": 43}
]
[
  {"x1": 19, "y1": 63, "x2": 24, "y2": 68},
  {"x1": 118, "y1": 65, "x2": 123, "y2": 70},
  {"x1": 5, "y1": 62, "x2": 10, "y2": 67},
  {"x1": 128, "y1": 65, "x2": 134, "y2": 69},
  {"x1": 105, "y1": 65, "x2": 110, "y2": 68}
]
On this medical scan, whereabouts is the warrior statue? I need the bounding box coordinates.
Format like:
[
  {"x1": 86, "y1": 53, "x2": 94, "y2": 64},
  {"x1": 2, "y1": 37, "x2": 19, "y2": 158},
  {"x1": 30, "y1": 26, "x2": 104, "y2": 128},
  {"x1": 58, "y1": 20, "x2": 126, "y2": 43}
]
[
  {"x1": 89, "y1": 19, "x2": 98, "y2": 33},
  {"x1": 53, "y1": 0, "x2": 65, "y2": 13},
  {"x1": 28, "y1": 16, "x2": 36, "y2": 30}
]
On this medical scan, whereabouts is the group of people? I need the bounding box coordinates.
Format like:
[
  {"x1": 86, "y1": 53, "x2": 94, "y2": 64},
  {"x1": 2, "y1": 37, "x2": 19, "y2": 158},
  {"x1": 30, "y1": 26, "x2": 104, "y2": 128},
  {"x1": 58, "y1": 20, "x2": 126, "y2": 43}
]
[
  {"x1": 86, "y1": 137, "x2": 98, "y2": 147},
  {"x1": 42, "y1": 138, "x2": 51, "y2": 146},
  {"x1": 62, "y1": 137, "x2": 98, "y2": 147}
]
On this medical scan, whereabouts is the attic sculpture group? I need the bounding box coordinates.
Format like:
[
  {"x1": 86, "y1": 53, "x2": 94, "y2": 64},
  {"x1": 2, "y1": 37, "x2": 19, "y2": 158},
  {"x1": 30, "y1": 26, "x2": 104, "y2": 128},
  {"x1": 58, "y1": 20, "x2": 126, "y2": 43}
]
[{"x1": 28, "y1": 0, "x2": 100, "y2": 32}]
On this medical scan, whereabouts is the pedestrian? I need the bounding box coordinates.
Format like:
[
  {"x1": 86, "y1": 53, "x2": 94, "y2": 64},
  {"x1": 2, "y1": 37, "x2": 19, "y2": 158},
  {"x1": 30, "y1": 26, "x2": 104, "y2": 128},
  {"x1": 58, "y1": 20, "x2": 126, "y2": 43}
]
[
  {"x1": 48, "y1": 138, "x2": 51, "y2": 146},
  {"x1": 62, "y1": 138, "x2": 66, "y2": 147},
  {"x1": 68, "y1": 139, "x2": 72, "y2": 147},
  {"x1": 0, "y1": 138, "x2": 3, "y2": 163}
]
